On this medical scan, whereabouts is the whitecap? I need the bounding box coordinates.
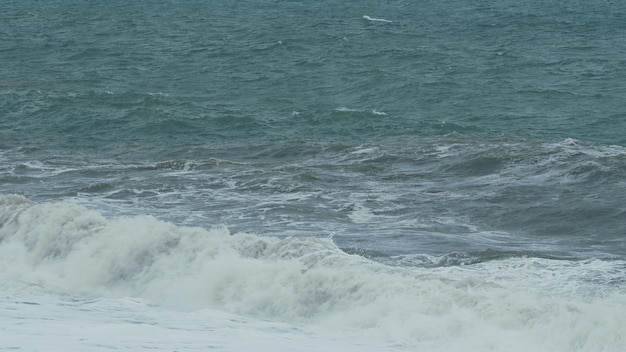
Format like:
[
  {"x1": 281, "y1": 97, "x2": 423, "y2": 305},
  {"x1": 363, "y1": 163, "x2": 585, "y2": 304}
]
[
  {"x1": 363, "y1": 15, "x2": 392, "y2": 23},
  {"x1": 3, "y1": 196, "x2": 626, "y2": 351}
]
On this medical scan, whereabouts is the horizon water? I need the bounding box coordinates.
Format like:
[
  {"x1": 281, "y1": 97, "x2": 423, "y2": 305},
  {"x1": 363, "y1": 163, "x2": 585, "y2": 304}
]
[{"x1": 2, "y1": 1, "x2": 626, "y2": 351}]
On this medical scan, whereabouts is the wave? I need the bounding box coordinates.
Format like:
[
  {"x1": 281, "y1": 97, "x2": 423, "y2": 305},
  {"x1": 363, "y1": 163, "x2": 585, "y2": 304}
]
[
  {"x1": 3, "y1": 136, "x2": 626, "y2": 257},
  {"x1": 363, "y1": 15, "x2": 392, "y2": 23},
  {"x1": 334, "y1": 107, "x2": 387, "y2": 115},
  {"x1": 1, "y1": 194, "x2": 625, "y2": 350}
]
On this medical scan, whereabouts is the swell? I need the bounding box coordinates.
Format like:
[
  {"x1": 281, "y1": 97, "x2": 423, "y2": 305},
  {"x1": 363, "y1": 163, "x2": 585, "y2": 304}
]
[{"x1": 2, "y1": 136, "x2": 626, "y2": 258}]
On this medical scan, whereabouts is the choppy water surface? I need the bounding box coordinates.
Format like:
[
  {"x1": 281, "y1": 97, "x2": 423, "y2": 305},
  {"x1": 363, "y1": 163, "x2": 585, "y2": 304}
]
[{"x1": 2, "y1": 0, "x2": 626, "y2": 350}]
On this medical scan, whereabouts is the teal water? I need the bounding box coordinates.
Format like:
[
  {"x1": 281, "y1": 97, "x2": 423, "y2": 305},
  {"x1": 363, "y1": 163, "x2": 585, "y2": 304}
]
[
  {"x1": 2, "y1": 2, "x2": 626, "y2": 350},
  {"x1": 3, "y1": 0, "x2": 626, "y2": 147},
  {"x1": 2, "y1": 0, "x2": 626, "y2": 258}
]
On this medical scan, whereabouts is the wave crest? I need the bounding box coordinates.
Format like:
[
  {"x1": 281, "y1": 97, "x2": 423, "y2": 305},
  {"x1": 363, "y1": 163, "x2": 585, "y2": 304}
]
[{"x1": 2, "y1": 195, "x2": 626, "y2": 349}]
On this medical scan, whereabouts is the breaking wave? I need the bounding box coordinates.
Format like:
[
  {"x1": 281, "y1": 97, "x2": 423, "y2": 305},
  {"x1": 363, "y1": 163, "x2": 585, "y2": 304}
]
[{"x1": 1, "y1": 195, "x2": 625, "y2": 350}]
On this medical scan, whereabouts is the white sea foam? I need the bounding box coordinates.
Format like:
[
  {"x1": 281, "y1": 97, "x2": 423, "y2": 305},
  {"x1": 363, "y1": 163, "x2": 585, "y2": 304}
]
[
  {"x1": 334, "y1": 107, "x2": 387, "y2": 115},
  {"x1": 347, "y1": 204, "x2": 375, "y2": 223},
  {"x1": 335, "y1": 106, "x2": 359, "y2": 112},
  {"x1": 363, "y1": 15, "x2": 392, "y2": 23},
  {"x1": 350, "y1": 145, "x2": 379, "y2": 155},
  {"x1": 371, "y1": 109, "x2": 386, "y2": 115},
  {"x1": 1, "y1": 195, "x2": 625, "y2": 351},
  {"x1": 0, "y1": 295, "x2": 390, "y2": 352}
]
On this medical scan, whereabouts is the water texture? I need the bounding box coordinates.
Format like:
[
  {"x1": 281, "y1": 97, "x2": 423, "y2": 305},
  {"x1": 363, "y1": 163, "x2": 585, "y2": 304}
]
[{"x1": 2, "y1": 1, "x2": 626, "y2": 350}]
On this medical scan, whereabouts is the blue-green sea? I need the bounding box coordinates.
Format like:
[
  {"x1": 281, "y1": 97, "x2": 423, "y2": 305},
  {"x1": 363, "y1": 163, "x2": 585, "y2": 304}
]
[{"x1": 2, "y1": 1, "x2": 626, "y2": 351}]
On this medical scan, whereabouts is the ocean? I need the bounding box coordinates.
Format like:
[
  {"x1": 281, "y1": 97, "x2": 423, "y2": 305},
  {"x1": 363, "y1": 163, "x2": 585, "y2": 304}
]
[{"x1": 1, "y1": 0, "x2": 626, "y2": 350}]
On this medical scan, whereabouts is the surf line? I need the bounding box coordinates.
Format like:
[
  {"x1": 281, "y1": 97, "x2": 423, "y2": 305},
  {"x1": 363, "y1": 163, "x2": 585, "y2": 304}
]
[{"x1": 363, "y1": 15, "x2": 392, "y2": 23}]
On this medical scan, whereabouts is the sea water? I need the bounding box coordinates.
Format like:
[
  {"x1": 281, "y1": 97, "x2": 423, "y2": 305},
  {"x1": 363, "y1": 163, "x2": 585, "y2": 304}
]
[{"x1": 1, "y1": 0, "x2": 626, "y2": 351}]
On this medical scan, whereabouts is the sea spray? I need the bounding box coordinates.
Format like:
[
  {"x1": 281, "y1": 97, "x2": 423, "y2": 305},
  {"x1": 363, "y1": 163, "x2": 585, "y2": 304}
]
[{"x1": 1, "y1": 195, "x2": 625, "y2": 350}]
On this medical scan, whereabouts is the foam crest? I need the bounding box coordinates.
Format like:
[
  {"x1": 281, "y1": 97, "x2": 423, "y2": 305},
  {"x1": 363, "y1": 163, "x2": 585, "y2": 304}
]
[
  {"x1": 1, "y1": 195, "x2": 625, "y2": 350},
  {"x1": 363, "y1": 15, "x2": 392, "y2": 23}
]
